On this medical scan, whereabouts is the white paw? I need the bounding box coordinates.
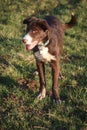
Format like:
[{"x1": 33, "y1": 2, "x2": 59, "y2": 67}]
[
  {"x1": 37, "y1": 93, "x2": 45, "y2": 100},
  {"x1": 37, "y1": 88, "x2": 46, "y2": 100}
]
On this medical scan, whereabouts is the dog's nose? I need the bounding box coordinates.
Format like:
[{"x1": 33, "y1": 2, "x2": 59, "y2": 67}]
[{"x1": 22, "y1": 39, "x2": 28, "y2": 43}]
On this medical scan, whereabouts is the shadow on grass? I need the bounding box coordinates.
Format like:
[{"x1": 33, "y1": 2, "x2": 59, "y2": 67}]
[
  {"x1": 50, "y1": 120, "x2": 69, "y2": 130},
  {"x1": 13, "y1": 63, "x2": 36, "y2": 80},
  {"x1": 52, "y1": 0, "x2": 81, "y2": 16},
  {"x1": 68, "y1": 0, "x2": 82, "y2": 7},
  {"x1": 0, "y1": 75, "x2": 18, "y2": 88},
  {"x1": 33, "y1": 120, "x2": 69, "y2": 130},
  {"x1": 0, "y1": 56, "x2": 9, "y2": 66}
]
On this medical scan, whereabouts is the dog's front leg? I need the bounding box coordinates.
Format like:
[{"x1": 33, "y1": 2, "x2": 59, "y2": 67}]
[
  {"x1": 51, "y1": 61, "x2": 61, "y2": 103},
  {"x1": 36, "y1": 61, "x2": 46, "y2": 100}
]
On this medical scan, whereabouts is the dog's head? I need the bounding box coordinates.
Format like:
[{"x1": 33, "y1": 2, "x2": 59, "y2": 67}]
[{"x1": 22, "y1": 16, "x2": 50, "y2": 51}]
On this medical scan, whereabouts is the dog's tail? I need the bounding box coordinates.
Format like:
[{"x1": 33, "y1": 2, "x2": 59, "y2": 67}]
[{"x1": 63, "y1": 13, "x2": 76, "y2": 31}]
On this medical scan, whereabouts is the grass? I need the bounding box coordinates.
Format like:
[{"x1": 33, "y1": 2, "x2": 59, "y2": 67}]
[{"x1": 0, "y1": 0, "x2": 87, "y2": 130}]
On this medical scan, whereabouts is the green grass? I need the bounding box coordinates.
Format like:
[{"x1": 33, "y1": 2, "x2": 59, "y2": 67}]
[{"x1": 0, "y1": 0, "x2": 87, "y2": 130}]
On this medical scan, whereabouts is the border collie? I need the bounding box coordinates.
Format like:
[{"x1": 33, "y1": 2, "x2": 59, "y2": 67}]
[{"x1": 22, "y1": 13, "x2": 76, "y2": 103}]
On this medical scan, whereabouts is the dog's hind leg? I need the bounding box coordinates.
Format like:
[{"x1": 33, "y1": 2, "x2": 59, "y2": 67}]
[{"x1": 36, "y1": 61, "x2": 46, "y2": 100}]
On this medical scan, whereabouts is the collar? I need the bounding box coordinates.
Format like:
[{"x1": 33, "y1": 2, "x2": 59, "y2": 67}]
[
  {"x1": 44, "y1": 39, "x2": 50, "y2": 46},
  {"x1": 35, "y1": 39, "x2": 49, "y2": 52}
]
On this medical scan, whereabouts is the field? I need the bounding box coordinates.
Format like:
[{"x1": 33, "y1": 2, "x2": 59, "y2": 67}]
[{"x1": 0, "y1": 0, "x2": 87, "y2": 130}]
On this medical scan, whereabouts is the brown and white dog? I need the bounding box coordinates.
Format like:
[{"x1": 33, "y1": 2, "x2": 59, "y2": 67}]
[{"x1": 22, "y1": 13, "x2": 76, "y2": 103}]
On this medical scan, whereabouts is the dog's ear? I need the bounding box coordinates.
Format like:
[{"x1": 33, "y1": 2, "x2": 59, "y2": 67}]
[
  {"x1": 36, "y1": 19, "x2": 50, "y2": 31},
  {"x1": 23, "y1": 17, "x2": 37, "y2": 24},
  {"x1": 23, "y1": 17, "x2": 50, "y2": 31}
]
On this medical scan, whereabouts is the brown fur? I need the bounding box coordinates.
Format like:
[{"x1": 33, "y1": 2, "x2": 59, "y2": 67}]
[{"x1": 23, "y1": 14, "x2": 76, "y2": 102}]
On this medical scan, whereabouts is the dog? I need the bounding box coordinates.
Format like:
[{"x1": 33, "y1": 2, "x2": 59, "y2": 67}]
[{"x1": 22, "y1": 13, "x2": 76, "y2": 103}]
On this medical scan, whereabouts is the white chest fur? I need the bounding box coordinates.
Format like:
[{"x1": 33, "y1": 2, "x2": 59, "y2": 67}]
[{"x1": 34, "y1": 45, "x2": 56, "y2": 63}]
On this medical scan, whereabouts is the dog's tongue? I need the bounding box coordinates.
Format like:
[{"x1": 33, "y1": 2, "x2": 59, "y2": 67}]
[
  {"x1": 26, "y1": 45, "x2": 31, "y2": 51},
  {"x1": 26, "y1": 41, "x2": 38, "y2": 51}
]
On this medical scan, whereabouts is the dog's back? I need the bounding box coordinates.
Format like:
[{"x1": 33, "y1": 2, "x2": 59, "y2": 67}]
[
  {"x1": 44, "y1": 14, "x2": 76, "y2": 55},
  {"x1": 45, "y1": 16, "x2": 62, "y2": 28}
]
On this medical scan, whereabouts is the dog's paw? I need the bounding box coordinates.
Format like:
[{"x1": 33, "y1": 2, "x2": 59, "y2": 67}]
[
  {"x1": 53, "y1": 99, "x2": 62, "y2": 104},
  {"x1": 37, "y1": 88, "x2": 46, "y2": 100},
  {"x1": 58, "y1": 72, "x2": 64, "y2": 80},
  {"x1": 37, "y1": 93, "x2": 46, "y2": 100}
]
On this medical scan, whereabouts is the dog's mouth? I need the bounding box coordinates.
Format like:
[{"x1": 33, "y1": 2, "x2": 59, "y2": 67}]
[
  {"x1": 26, "y1": 44, "x2": 31, "y2": 51},
  {"x1": 25, "y1": 41, "x2": 38, "y2": 51}
]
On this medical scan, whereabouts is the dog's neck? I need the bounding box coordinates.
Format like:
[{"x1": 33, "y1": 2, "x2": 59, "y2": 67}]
[
  {"x1": 32, "y1": 39, "x2": 49, "y2": 53},
  {"x1": 44, "y1": 39, "x2": 50, "y2": 46},
  {"x1": 38, "y1": 39, "x2": 49, "y2": 47},
  {"x1": 33, "y1": 40, "x2": 56, "y2": 63}
]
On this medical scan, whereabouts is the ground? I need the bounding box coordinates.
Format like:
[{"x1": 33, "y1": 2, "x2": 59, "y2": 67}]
[{"x1": 0, "y1": 0, "x2": 87, "y2": 130}]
